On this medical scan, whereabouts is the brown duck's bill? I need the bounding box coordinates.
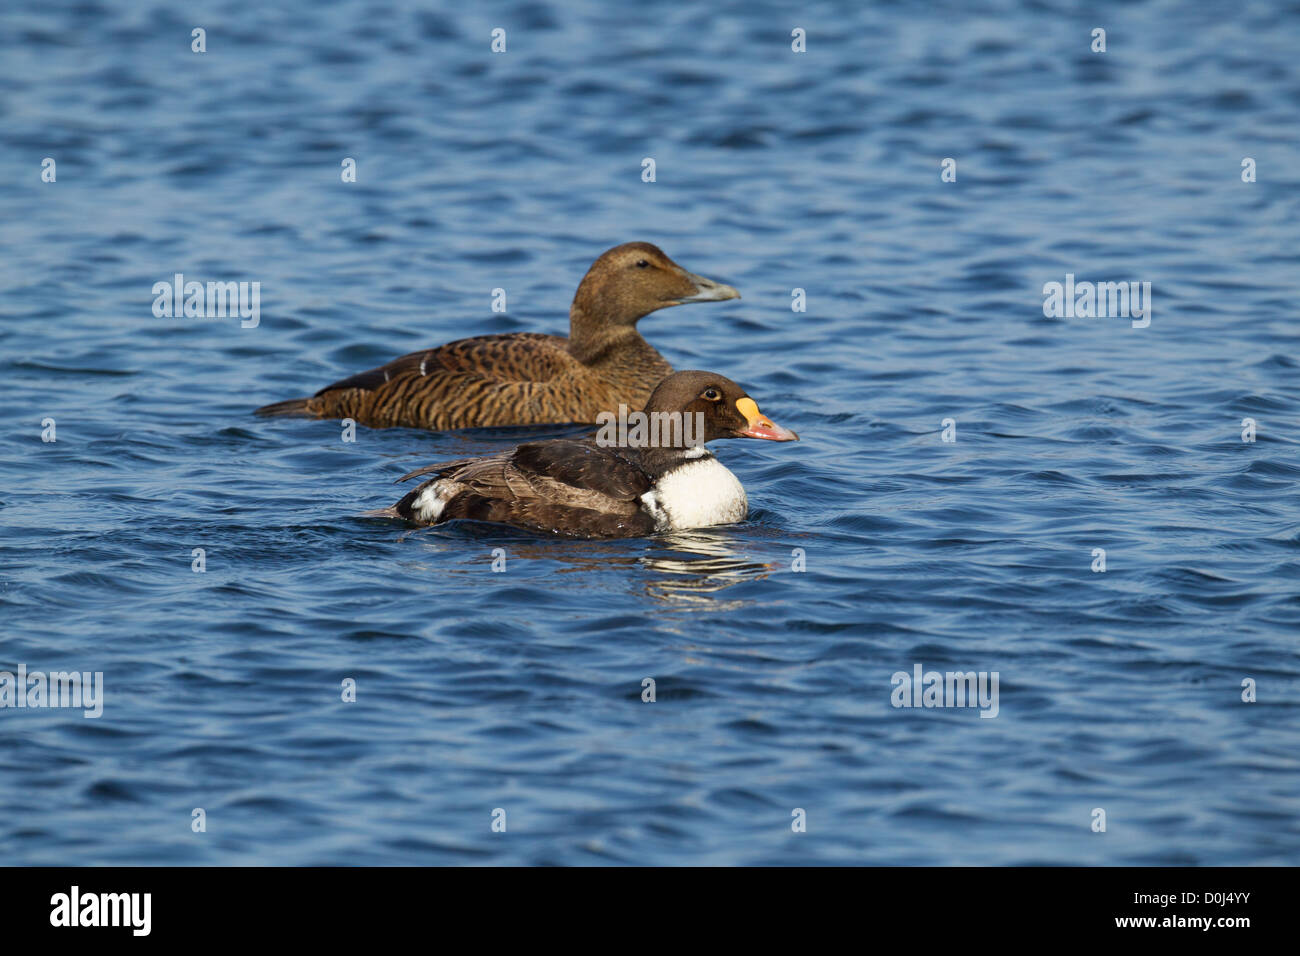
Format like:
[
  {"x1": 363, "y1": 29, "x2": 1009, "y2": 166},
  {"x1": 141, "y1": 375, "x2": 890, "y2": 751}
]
[
  {"x1": 675, "y1": 271, "x2": 741, "y2": 303},
  {"x1": 736, "y1": 397, "x2": 799, "y2": 441}
]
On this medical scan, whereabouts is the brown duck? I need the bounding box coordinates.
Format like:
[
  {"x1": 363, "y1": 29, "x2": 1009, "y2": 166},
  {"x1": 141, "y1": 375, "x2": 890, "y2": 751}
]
[
  {"x1": 254, "y1": 243, "x2": 739, "y2": 429},
  {"x1": 370, "y1": 370, "x2": 799, "y2": 539}
]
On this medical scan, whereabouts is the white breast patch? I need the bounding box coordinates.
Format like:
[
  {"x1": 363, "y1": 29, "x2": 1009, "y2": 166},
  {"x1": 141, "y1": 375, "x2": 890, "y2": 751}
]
[{"x1": 641, "y1": 457, "x2": 748, "y2": 532}]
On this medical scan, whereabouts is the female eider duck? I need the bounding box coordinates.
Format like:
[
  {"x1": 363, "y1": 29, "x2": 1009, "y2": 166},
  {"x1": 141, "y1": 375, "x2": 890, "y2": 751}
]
[
  {"x1": 254, "y1": 243, "x2": 739, "y2": 430},
  {"x1": 371, "y1": 371, "x2": 798, "y2": 538}
]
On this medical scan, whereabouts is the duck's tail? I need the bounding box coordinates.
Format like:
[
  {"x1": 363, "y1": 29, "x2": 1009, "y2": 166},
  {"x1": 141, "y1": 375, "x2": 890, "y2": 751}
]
[
  {"x1": 254, "y1": 397, "x2": 314, "y2": 418},
  {"x1": 364, "y1": 487, "x2": 423, "y2": 522}
]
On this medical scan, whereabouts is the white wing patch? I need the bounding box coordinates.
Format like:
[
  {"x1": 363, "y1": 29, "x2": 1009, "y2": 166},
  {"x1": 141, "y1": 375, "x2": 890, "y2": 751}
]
[
  {"x1": 640, "y1": 457, "x2": 747, "y2": 532},
  {"x1": 411, "y1": 479, "x2": 463, "y2": 523}
]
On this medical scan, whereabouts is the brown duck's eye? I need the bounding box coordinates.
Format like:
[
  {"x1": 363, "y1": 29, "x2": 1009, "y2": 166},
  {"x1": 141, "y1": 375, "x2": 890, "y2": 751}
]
[
  {"x1": 635, "y1": 259, "x2": 649, "y2": 268},
  {"x1": 702, "y1": 387, "x2": 722, "y2": 401}
]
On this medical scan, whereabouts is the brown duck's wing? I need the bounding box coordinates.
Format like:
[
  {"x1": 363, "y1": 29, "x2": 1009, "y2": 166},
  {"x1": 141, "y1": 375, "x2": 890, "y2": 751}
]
[
  {"x1": 308, "y1": 333, "x2": 622, "y2": 428},
  {"x1": 316, "y1": 333, "x2": 574, "y2": 396}
]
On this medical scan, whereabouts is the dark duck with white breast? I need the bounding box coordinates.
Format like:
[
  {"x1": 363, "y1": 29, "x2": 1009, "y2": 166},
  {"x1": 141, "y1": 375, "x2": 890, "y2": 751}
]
[
  {"x1": 254, "y1": 243, "x2": 739, "y2": 430},
  {"x1": 371, "y1": 371, "x2": 799, "y2": 538}
]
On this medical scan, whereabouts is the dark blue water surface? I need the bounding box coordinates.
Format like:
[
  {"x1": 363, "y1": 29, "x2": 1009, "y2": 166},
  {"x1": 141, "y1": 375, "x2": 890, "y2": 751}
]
[{"x1": 2, "y1": 0, "x2": 1299, "y2": 865}]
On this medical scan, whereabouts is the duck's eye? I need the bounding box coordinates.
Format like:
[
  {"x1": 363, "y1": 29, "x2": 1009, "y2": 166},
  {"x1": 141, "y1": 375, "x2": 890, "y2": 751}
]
[
  {"x1": 635, "y1": 259, "x2": 649, "y2": 269},
  {"x1": 702, "y1": 387, "x2": 721, "y2": 402}
]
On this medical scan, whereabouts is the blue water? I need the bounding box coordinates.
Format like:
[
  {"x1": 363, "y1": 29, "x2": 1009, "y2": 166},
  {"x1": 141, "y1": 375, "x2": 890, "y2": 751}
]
[{"x1": 2, "y1": 0, "x2": 1299, "y2": 865}]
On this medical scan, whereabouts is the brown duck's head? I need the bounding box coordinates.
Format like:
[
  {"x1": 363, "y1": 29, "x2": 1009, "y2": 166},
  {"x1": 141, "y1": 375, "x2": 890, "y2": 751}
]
[
  {"x1": 644, "y1": 370, "x2": 799, "y2": 444},
  {"x1": 570, "y1": 242, "x2": 739, "y2": 330}
]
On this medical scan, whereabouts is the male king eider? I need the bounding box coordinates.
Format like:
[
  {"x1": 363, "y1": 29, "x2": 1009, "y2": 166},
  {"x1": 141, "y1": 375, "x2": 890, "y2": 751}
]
[
  {"x1": 254, "y1": 243, "x2": 740, "y2": 430},
  {"x1": 370, "y1": 371, "x2": 799, "y2": 538}
]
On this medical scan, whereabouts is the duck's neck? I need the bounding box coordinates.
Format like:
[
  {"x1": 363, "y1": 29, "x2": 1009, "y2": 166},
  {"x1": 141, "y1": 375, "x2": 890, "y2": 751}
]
[
  {"x1": 567, "y1": 304, "x2": 672, "y2": 378},
  {"x1": 637, "y1": 444, "x2": 713, "y2": 478}
]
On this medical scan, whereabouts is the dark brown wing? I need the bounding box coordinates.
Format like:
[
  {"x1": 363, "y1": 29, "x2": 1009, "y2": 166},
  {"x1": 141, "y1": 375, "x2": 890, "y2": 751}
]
[
  {"x1": 507, "y1": 441, "x2": 654, "y2": 500},
  {"x1": 392, "y1": 440, "x2": 657, "y2": 538},
  {"x1": 395, "y1": 457, "x2": 491, "y2": 484}
]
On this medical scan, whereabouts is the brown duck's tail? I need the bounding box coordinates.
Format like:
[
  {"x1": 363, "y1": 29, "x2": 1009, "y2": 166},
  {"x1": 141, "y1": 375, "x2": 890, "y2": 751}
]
[
  {"x1": 364, "y1": 487, "x2": 424, "y2": 522},
  {"x1": 254, "y1": 397, "x2": 315, "y2": 418}
]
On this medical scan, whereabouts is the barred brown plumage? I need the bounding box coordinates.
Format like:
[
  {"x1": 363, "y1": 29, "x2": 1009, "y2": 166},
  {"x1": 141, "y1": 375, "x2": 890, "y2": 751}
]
[{"x1": 255, "y1": 243, "x2": 740, "y2": 430}]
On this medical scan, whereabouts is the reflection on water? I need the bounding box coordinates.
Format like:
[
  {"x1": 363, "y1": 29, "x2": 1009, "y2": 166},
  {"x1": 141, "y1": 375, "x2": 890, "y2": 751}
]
[
  {"x1": 393, "y1": 524, "x2": 643, "y2": 578},
  {"x1": 394, "y1": 523, "x2": 774, "y2": 611},
  {"x1": 640, "y1": 529, "x2": 774, "y2": 609}
]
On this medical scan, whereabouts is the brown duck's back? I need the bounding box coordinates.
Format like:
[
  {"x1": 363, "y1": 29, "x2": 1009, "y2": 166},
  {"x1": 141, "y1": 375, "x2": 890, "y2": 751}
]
[{"x1": 297, "y1": 332, "x2": 673, "y2": 429}]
